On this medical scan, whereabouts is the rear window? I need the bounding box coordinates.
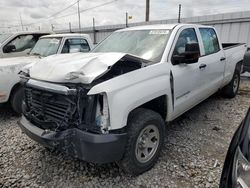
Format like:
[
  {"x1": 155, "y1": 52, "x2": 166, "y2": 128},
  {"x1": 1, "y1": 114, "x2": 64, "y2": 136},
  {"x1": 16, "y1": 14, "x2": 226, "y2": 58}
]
[{"x1": 199, "y1": 28, "x2": 220, "y2": 55}]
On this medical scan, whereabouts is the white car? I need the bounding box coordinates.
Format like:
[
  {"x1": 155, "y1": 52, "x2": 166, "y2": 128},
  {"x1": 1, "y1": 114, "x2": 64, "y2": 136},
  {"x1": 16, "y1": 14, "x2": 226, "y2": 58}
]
[
  {"x1": 0, "y1": 32, "x2": 51, "y2": 58},
  {"x1": 0, "y1": 33, "x2": 93, "y2": 113},
  {"x1": 18, "y1": 24, "x2": 247, "y2": 175}
]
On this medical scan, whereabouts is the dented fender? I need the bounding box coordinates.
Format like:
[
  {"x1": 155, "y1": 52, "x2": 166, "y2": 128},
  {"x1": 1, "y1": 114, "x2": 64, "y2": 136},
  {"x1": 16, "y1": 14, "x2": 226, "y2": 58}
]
[
  {"x1": 0, "y1": 56, "x2": 39, "y2": 102},
  {"x1": 88, "y1": 62, "x2": 173, "y2": 130}
]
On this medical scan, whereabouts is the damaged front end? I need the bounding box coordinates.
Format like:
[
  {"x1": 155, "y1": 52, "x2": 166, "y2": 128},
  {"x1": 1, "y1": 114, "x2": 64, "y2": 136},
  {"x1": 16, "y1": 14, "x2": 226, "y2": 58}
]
[
  {"x1": 18, "y1": 53, "x2": 149, "y2": 163},
  {"x1": 19, "y1": 79, "x2": 127, "y2": 163},
  {"x1": 22, "y1": 79, "x2": 110, "y2": 134}
]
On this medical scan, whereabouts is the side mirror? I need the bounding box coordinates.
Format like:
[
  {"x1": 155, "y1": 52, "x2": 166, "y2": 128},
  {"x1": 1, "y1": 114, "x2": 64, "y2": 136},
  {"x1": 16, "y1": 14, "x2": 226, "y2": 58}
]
[
  {"x1": 172, "y1": 43, "x2": 200, "y2": 65},
  {"x1": 220, "y1": 108, "x2": 250, "y2": 188},
  {"x1": 3, "y1": 44, "x2": 16, "y2": 53},
  {"x1": 69, "y1": 48, "x2": 80, "y2": 53}
]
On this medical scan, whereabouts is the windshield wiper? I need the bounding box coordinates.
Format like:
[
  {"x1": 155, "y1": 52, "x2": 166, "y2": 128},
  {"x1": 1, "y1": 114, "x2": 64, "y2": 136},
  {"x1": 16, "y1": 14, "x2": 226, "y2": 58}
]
[{"x1": 30, "y1": 53, "x2": 42, "y2": 58}]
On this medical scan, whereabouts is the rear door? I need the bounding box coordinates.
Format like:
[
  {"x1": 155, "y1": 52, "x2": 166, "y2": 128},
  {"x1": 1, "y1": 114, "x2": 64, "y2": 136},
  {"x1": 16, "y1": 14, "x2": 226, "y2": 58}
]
[
  {"x1": 170, "y1": 26, "x2": 205, "y2": 118},
  {"x1": 197, "y1": 27, "x2": 225, "y2": 97}
]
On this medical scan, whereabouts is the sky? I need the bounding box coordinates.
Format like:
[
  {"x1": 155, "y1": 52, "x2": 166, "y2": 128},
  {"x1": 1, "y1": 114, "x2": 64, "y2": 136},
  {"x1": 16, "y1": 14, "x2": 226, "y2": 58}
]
[{"x1": 1, "y1": 0, "x2": 250, "y2": 32}]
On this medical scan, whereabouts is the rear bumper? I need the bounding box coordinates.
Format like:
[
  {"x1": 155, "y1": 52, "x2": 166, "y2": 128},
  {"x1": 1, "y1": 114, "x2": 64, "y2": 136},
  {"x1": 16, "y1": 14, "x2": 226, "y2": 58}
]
[{"x1": 18, "y1": 116, "x2": 127, "y2": 163}]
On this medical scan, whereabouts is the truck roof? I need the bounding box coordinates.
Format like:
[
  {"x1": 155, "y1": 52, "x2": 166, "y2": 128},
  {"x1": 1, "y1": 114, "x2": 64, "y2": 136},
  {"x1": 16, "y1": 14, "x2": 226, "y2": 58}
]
[
  {"x1": 117, "y1": 23, "x2": 210, "y2": 32},
  {"x1": 5, "y1": 31, "x2": 51, "y2": 35},
  {"x1": 41, "y1": 33, "x2": 90, "y2": 38}
]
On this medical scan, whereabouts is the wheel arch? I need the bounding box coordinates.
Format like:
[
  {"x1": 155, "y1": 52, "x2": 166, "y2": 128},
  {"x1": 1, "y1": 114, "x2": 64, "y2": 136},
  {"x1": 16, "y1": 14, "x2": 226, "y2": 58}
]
[
  {"x1": 235, "y1": 60, "x2": 243, "y2": 74},
  {"x1": 9, "y1": 82, "x2": 22, "y2": 102},
  {"x1": 127, "y1": 95, "x2": 168, "y2": 122}
]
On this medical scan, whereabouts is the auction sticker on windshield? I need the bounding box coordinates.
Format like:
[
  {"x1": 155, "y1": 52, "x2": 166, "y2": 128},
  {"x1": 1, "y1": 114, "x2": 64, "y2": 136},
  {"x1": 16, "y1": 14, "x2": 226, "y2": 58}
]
[
  {"x1": 49, "y1": 39, "x2": 60, "y2": 44},
  {"x1": 149, "y1": 30, "x2": 169, "y2": 35}
]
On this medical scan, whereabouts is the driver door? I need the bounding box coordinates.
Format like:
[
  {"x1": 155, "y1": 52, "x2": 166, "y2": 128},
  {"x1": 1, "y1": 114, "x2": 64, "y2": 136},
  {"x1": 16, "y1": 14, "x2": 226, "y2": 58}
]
[{"x1": 170, "y1": 27, "x2": 206, "y2": 118}]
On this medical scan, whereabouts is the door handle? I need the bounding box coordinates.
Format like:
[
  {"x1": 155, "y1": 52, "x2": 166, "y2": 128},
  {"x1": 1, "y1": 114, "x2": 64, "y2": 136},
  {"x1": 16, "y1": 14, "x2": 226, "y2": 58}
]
[
  {"x1": 220, "y1": 57, "x2": 226, "y2": 61},
  {"x1": 199, "y1": 64, "x2": 207, "y2": 69}
]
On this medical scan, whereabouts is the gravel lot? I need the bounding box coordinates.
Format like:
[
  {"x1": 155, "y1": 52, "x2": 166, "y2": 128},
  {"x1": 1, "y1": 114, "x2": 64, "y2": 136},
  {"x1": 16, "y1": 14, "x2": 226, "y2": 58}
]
[{"x1": 1, "y1": 79, "x2": 250, "y2": 188}]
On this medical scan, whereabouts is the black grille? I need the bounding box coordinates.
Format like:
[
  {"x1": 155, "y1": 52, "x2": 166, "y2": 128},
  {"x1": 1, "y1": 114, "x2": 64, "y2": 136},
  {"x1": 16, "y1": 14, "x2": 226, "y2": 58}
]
[{"x1": 24, "y1": 87, "x2": 77, "y2": 131}]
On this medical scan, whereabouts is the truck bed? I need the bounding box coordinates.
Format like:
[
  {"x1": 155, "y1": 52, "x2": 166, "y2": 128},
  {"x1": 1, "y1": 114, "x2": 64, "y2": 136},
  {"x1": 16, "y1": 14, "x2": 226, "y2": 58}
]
[
  {"x1": 222, "y1": 43, "x2": 247, "y2": 85},
  {"x1": 222, "y1": 43, "x2": 246, "y2": 50}
]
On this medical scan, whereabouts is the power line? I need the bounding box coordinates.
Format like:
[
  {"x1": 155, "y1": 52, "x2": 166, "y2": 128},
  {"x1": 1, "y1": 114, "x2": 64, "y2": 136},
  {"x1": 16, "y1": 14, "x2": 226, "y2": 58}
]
[
  {"x1": 0, "y1": 0, "x2": 81, "y2": 28},
  {"x1": 50, "y1": 0, "x2": 118, "y2": 20},
  {"x1": 0, "y1": 0, "x2": 117, "y2": 29},
  {"x1": 47, "y1": 0, "x2": 79, "y2": 19}
]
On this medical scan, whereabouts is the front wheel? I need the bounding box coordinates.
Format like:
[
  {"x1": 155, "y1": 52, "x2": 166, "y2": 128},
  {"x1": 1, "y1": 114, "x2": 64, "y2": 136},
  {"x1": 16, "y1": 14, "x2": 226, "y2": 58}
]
[
  {"x1": 117, "y1": 108, "x2": 165, "y2": 176},
  {"x1": 10, "y1": 86, "x2": 24, "y2": 115},
  {"x1": 221, "y1": 71, "x2": 240, "y2": 98}
]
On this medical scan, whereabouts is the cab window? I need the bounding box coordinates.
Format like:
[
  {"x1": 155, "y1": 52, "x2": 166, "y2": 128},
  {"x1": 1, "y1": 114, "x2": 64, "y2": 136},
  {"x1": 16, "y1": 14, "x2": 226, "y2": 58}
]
[
  {"x1": 61, "y1": 38, "x2": 90, "y2": 53},
  {"x1": 199, "y1": 28, "x2": 220, "y2": 55},
  {"x1": 172, "y1": 28, "x2": 200, "y2": 64},
  {"x1": 173, "y1": 28, "x2": 200, "y2": 56}
]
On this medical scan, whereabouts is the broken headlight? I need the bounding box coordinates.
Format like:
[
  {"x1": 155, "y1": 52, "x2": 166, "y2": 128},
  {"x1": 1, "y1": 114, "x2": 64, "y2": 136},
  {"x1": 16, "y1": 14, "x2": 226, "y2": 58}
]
[{"x1": 95, "y1": 93, "x2": 110, "y2": 133}]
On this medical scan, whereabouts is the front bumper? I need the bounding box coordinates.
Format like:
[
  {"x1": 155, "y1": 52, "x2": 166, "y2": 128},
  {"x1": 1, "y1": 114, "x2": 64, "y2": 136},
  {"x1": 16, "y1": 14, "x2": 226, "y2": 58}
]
[{"x1": 18, "y1": 116, "x2": 127, "y2": 163}]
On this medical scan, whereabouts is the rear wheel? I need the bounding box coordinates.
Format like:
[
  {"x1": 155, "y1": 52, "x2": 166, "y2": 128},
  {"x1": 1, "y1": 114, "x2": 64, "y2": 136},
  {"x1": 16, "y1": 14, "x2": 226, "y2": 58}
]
[
  {"x1": 10, "y1": 86, "x2": 24, "y2": 115},
  {"x1": 221, "y1": 71, "x2": 240, "y2": 98},
  {"x1": 117, "y1": 108, "x2": 165, "y2": 175}
]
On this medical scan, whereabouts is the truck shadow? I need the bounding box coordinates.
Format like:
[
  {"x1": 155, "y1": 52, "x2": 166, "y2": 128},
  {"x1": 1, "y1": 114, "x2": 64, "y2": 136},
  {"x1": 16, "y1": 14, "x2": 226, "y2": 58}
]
[{"x1": 0, "y1": 103, "x2": 18, "y2": 119}]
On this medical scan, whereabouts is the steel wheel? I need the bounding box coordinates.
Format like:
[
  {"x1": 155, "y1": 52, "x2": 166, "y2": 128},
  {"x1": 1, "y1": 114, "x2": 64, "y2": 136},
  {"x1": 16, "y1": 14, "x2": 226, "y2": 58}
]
[
  {"x1": 135, "y1": 125, "x2": 160, "y2": 163},
  {"x1": 233, "y1": 74, "x2": 239, "y2": 94}
]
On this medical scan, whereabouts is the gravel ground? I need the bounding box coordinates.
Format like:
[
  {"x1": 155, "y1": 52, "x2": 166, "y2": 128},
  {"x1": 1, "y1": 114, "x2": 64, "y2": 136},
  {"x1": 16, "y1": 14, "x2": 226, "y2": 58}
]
[{"x1": 0, "y1": 79, "x2": 250, "y2": 188}]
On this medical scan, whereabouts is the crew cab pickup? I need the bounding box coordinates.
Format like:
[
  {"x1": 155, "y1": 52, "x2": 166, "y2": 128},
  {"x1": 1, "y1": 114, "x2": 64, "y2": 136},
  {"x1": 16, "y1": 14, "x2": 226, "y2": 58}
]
[
  {"x1": 0, "y1": 32, "x2": 51, "y2": 58},
  {"x1": 0, "y1": 33, "x2": 93, "y2": 113},
  {"x1": 18, "y1": 24, "x2": 247, "y2": 175}
]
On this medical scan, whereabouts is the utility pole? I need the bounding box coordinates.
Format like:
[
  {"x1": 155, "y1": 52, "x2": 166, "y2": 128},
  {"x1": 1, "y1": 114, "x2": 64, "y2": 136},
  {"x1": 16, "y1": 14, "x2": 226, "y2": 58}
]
[
  {"x1": 51, "y1": 24, "x2": 54, "y2": 31},
  {"x1": 178, "y1": 4, "x2": 181, "y2": 23},
  {"x1": 125, "y1": 12, "x2": 128, "y2": 27},
  {"x1": 69, "y1": 22, "x2": 72, "y2": 32},
  {"x1": 145, "y1": 0, "x2": 150, "y2": 22},
  {"x1": 77, "y1": 0, "x2": 81, "y2": 33},
  {"x1": 93, "y1": 18, "x2": 97, "y2": 44},
  {"x1": 19, "y1": 13, "x2": 24, "y2": 31}
]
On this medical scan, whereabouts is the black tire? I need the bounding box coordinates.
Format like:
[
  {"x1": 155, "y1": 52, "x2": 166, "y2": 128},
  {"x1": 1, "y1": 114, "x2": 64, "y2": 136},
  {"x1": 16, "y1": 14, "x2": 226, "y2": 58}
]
[
  {"x1": 221, "y1": 71, "x2": 240, "y2": 98},
  {"x1": 10, "y1": 86, "x2": 24, "y2": 115},
  {"x1": 117, "y1": 108, "x2": 165, "y2": 176}
]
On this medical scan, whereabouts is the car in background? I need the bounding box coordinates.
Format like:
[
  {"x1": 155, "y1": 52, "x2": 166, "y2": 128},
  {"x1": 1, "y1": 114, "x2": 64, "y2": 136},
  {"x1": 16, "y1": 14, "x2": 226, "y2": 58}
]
[
  {"x1": 220, "y1": 107, "x2": 250, "y2": 188},
  {"x1": 0, "y1": 33, "x2": 93, "y2": 114},
  {"x1": 0, "y1": 32, "x2": 51, "y2": 58}
]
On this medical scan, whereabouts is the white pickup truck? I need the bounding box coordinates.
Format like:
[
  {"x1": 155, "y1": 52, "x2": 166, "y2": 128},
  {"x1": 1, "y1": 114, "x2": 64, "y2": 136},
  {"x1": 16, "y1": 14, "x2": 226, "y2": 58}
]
[
  {"x1": 18, "y1": 24, "x2": 247, "y2": 175},
  {"x1": 0, "y1": 31, "x2": 51, "y2": 58},
  {"x1": 0, "y1": 33, "x2": 93, "y2": 113}
]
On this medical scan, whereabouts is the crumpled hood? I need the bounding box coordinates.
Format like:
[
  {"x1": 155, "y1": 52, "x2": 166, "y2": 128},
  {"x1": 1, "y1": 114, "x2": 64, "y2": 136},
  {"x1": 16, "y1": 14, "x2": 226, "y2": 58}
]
[{"x1": 29, "y1": 52, "x2": 130, "y2": 84}]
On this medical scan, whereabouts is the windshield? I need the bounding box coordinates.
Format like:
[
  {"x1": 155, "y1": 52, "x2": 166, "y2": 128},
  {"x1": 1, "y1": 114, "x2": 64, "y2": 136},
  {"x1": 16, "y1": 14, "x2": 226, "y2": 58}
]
[
  {"x1": 93, "y1": 29, "x2": 171, "y2": 62},
  {"x1": 0, "y1": 33, "x2": 11, "y2": 44},
  {"x1": 30, "y1": 37, "x2": 62, "y2": 57}
]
